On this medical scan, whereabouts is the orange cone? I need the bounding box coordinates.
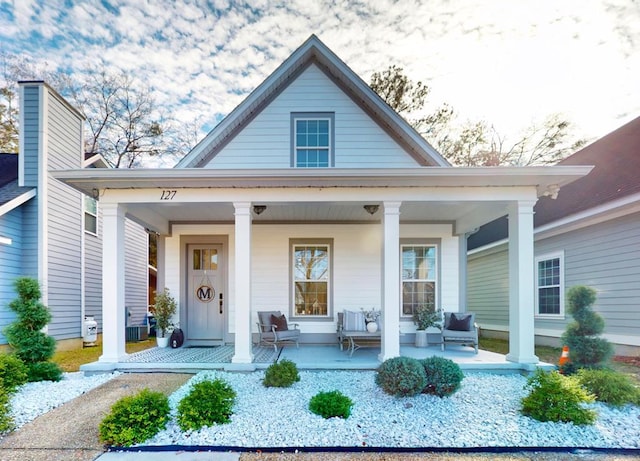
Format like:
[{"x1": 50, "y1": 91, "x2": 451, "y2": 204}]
[{"x1": 558, "y1": 345, "x2": 570, "y2": 369}]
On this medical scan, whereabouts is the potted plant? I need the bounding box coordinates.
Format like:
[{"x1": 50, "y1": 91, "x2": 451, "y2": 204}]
[
  {"x1": 153, "y1": 288, "x2": 177, "y2": 348},
  {"x1": 413, "y1": 304, "x2": 442, "y2": 347}
]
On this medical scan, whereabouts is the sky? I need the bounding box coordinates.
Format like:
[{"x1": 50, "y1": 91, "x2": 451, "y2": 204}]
[{"x1": 1, "y1": 0, "x2": 639, "y2": 152}]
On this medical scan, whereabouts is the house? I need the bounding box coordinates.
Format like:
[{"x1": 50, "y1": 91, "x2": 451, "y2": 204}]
[
  {"x1": 53, "y1": 35, "x2": 590, "y2": 371},
  {"x1": 0, "y1": 81, "x2": 148, "y2": 350},
  {"x1": 467, "y1": 116, "x2": 640, "y2": 355}
]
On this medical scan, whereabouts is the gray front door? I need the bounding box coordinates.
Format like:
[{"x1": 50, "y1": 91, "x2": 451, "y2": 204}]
[{"x1": 187, "y1": 244, "x2": 224, "y2": 345}]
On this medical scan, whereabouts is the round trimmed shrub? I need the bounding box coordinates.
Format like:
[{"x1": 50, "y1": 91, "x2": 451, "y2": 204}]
[
  {"x1": 309, "y1": 390, "x2": 353, "y2": 419},
  {"x1": 177, "y1": 378, "x2": 236, "y2": 431},
  {"x1": 375, "y1": 357, "x2": 426, "y2": 397},
  {"x1": 263, "y1": 359, "x2": 300, "y2": 388},
  {"x1": 521, "y1": 369, "x2": 596, "y2": 425},
  {"x1": 99, "y1": 389, "x2": 170, "y2": 446},
  {"x1": 577, "y1": 368, "x2": 640, "y2": 407},
  {"x1": 419, "y1": 356, "x2": 464, "y2": 397},
  {"x1": 0, "y1": 354, "x2": 28, "y2": 392}
]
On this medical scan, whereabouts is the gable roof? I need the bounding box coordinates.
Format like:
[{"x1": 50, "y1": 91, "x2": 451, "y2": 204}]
[
  {"x1": 468, "y1": 116, "x2": 640, "y2": 250},
  {"x1": 176, "y1": 35, "x2": 449, "y2": 168},
  {"x1": 0, "y1": 153, "x2": 36, "y2": 215}
]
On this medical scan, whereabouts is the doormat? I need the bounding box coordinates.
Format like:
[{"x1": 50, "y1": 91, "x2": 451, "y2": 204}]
[{"x1": 124, "y1": 345, "x2": 279, "y2": 364}]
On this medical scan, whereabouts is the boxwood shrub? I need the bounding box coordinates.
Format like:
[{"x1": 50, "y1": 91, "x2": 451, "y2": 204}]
[
  {"x1": 375, "y1": 356, "x2": 426, "y2": 397},
  {"x1": 177, "y1": 378, "x2": 236, "y2": 431}
]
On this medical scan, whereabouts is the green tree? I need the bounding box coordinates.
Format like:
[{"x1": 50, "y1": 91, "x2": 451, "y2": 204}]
[
  {"x1": 370, "y1": 65, "x2": 585, "y2": 166},
  {"x1": 0, "y1": 87, "x2": 18, "y2": 152}
]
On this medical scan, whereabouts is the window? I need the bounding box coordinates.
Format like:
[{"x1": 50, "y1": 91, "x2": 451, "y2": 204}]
[
  {"x1": 535, "y1": 252, "x2": 564, "y2": 317},
  {"x1": 291, "y1": 113, "x2": 334, "y2": 167},
  {"x1": 84, "y1": 196, "x2": 98, "y2": 235},
  {"x1": 401, "y1": 245, "x2": 437, "y2": 317},
  {"x1": 291, "y1": 240, "x2": 332, "y2": 317}
]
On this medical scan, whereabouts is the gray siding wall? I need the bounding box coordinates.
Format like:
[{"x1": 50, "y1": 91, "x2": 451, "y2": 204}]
[
  {"x1": 467, "y1": 210, "x2": 640, "y2": 348},
  {"x1": 125, "y1": 220, "x2": 148, "y2": 326},
  {"x1": 21, "y1": 86, "x2": 40, "y2": 188},
  {"x1": 45, "y1": 89, "x2": 84, "y2": 339},
  {"x1": 0, "y1": 208, "x2": 23, "y2": 342},
  {"x1": 84, "y1": 207, "x2": 102, "y2": 330}
]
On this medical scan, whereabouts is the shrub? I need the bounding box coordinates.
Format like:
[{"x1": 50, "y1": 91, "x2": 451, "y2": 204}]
[
  {"x1": 577, "y1": 368, "x2": 640, "y2": 407},
  {"x1": 375, "y1": 357, "x2": 426, "y2": 397},
  {"x1": 560, "y1": 286, "x2": 613, "y2": 372},
  {"x1": 26, "y1": 361, "x2": 63, "y2": 382},
  {"x1": 177, "y1": 378, "x2": 236, "y2": 431},
  {"x1": 309, "y1": 390, "x2": 353, "y2": 419},
  {"x1": 0, "y1": 354, "x2": 28, "y2": 392},
  {"x1": 0, "y1": 387, "x2": 14, "y2": 434},
  {"x1": 521, "y1": 369, "x2": 596, "y2": 425},
  {"x1": 263, "y1": 359, "x2": 300, "y2": 388},
  {"x1": 99, "y1": 389, "x2": 170, "y2": 446},
  {"x1": 419, "y1": 356, "x2": 464, "y2": 397},
  {"x1": 3, "y1": 277, "x2": 61, "y2": 382}
]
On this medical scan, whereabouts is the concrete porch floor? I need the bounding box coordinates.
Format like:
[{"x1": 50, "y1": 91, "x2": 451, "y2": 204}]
[{"x1": 80, "y1": 343, "x2": 554, "y2": 375}]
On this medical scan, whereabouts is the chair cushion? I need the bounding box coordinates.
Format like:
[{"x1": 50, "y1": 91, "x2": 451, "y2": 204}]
[
  {"x1": 343, "y1": 310, "x2": 366, "y2": 331},
  {"x1": 258, "y1": 311, "x2": 281, "y2": 332},
  {"x1": 270, "y1": 314, "x2": 288, "y2": 331},
  {"x1": 448, "y1": 313, "x2": 472, "y2": 331}
]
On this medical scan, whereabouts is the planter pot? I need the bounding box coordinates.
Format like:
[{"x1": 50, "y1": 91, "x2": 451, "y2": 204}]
[
  {"x1": 156, "y1": 335, "x2": 170, "y2": 348},
  {"x1": 415, "y1": 330, "x2": 428, "y2": 347},
  {"x1": 366, "y1": 322, "x2": 378, "y2": 333}
]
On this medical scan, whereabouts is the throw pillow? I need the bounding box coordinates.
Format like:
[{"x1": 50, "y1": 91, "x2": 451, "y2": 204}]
[
  {"x1": 448, "y1": 313, "x2": 472, "y2": 331},
  {"x1": 343, "y1": 310, "x2": 366, "y2": 331},
  {"x1": 270, "y1": 314, "x2": 288, "y2": 331}
]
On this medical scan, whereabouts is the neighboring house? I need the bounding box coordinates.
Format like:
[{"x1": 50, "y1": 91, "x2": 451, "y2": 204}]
[
  {"x1": 54, "y1": 35, "x2": 590, "y2": 370},
  {"x1": 0, "y1": 81, "x2": 148, "y2": 349},
  {"x1": 467, "y1": 116, "x2": 640, "y2": 355}
]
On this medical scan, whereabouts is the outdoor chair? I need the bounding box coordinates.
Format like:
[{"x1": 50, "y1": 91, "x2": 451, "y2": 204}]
[
  {"x1": 441, "y1": 311, "x2": 479, "y2": 354},
  {"x1": 256, "y1": 310, "x2": 300, "y2": 351}
]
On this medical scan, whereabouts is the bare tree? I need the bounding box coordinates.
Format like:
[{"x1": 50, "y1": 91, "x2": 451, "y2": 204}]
[{"x1": 370, "y1": 65, "x2": 585, "y2": 166}]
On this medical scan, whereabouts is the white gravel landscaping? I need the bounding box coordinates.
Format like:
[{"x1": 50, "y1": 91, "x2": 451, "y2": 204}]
[
  {"x1": 141, "y1": 370, "x2": 640, "y2": 449},
  {"x1": 7, "y1": 371, "x2": 118, "y2": 430}
]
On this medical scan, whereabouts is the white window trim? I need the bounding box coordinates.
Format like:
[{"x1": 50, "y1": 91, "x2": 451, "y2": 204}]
[
  {"x1": 290, "y1": 239, "x2": 333, "y2": 319},
  {"x1": 400, "y1": 243, "x2": 438, "y2": 319},
  {"x1": 84, "y1": 195, "x2": 98, "y2": 236},
  {"x1": 534, "y1": 251, "x2": 565, "y2": 318}
]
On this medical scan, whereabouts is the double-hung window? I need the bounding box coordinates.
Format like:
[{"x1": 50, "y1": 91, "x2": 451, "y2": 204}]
[
  {"x1": 84, "y1": 196, "x2": 98, "y2": 235},
  {"x1": 291, "y1": 240, "x2": 332, "y2": 317},
  {"x1": 535, "y1": 252, "x2": 564, "y2": 317},
  {"x1": 291, "y1": 113, "x2": 334, "y2": 167},
  {"x1": 401, "y1": 244, "x2": 437, "y2": 317}
]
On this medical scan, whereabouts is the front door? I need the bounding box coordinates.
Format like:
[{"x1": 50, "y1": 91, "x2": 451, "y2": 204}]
[{"x1": 187, "y1": 244, "x2": 224, "y2": 345}]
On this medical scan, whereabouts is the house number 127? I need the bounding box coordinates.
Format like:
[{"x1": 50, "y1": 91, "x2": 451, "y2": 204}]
[{"x1": 160, "y1": 190, "x2": 177, "y2": 200}]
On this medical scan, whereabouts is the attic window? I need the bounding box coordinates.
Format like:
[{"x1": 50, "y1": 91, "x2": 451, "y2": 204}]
[{"x1": 291, "y1": 112, "x2": 334, "y2": 167}]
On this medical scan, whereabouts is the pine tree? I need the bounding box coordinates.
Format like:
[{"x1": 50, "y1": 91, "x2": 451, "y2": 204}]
[
  {"x1": 560, "y1": 286, "x2": 613, "y2": 373},
  {"x1": 4, "y1": 277, "x2": 62, "y2": 382}
]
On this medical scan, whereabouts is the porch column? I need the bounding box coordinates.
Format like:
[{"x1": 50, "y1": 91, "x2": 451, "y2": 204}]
[
  {"x1": 506, "y1": 200, "x2": 539, "y2": 364},
  {"x1": 99, "y1": 202, "x2": 127, "y2": 363},
  {"x1": 379, "y1": 201, "x2": 401, "y2": 361},
  {"x1": 232, "y1": 202, "x2": 254, "y2": 364}
]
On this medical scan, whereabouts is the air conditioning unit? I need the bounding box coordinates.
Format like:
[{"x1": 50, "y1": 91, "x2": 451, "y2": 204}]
[{"x1": 126, "y1": 325, "x2": 148, "y2": 342}]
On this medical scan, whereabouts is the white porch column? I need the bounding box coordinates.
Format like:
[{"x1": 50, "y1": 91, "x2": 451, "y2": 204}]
[
  {"x1": 379, "y1": 201, "x2": 401, "y2": 361},
  {"x1": 99, "y1": 202, "x2": 127, "y2": 363},
  {"x1": 506, "y1": 200, "x2": 539, "y2": 364},
  {"x1": 232, "y1": 202, "x2": 254, "y2": 364}
]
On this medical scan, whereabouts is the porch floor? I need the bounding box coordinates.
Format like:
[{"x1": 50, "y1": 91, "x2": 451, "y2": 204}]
[{"x1": 81, "y1": 343, "x2": 554, "y2": 375}]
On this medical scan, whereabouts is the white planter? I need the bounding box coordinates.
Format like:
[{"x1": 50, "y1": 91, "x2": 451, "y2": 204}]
[
  {"x1": 415, "y1": 330, "x2": 428, "y2": 347},
  {"x1": 156, "y1": 335, "x2": 170, "y2": 348}
]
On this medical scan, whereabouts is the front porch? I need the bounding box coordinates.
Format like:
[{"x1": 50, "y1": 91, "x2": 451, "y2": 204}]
[{"x1": 81, "y1": 344, "x2": 554, "y2": 375}]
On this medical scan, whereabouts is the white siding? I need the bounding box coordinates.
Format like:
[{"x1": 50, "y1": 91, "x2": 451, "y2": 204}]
[{"x1": 205, "y1": 64, "x2": 420, "y2": 169}]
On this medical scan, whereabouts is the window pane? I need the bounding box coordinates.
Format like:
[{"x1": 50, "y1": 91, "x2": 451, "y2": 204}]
[
  {"x1": 210, "y1": 249, "x2": 218, "y2": 270},
  {"x1": 297, "y1": 120, "x2": 307, "y2": 133},
  {"x1": 318, "y1": 133, "x2": 329, "y2": 146},
  {"x1": 203, "y1": 249, "x2": 210, "y2": 270},
  {"x1": 295, "y1": 281, "x2": 327, "y2": 315},
  {"x1": 318, "y1": 120, "x2": 329, "y2": 133},
  {"x1": 84, "y1": 213, "x2": 97, "y2": 234},
  {"x1": 539, "y1": 287, "x2": 560, "y2": 314},
  {"x1": 402, "y1": 281, "x2": 435, "y2": 316},
  {"x1": 294, "y1": 246, "x2": 328, "y2": 280},
  {"x1": 84, "y1": 196, "x2": 97, "y2": 215},
  {"x1": 193, "y1": 250, "x2": 201, "y2": 270},
  {"x1": 402, "y1": 246, "x2": 436, "y2": 280},
  {"x1": 308, "y1": 120, "x2": 318, "y2": 132},
  {"x1": 297, "y1": 133, "x2": 307, "y2": 147}
]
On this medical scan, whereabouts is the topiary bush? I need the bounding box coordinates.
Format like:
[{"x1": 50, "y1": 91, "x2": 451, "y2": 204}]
[
  {"x1": 262, "y1": 359, "x2": 300, "y2": 388},
  {"x1": 99, "y1": 389, "x2": 170, "y2": 446},
  {"x1": 0, "y1": 387, "x2": 14, "y2": 434},
  {"x1": 560, "y1": 286, "x2": 613, "y2": 373},
  {"x1": 375, "y1": 356, "x2": 426, "y2": 397},
  {"x1": 26, "y1": 361, "x2": 63, "y2": 383},
  {"x1": 177, "y1": 378, "x2": 236, "y2": 431},
  {"x1": 577, "y1": 368, "x2": 640, "y2": 407},
  {"x1": 419, "y1": 356, "x2": 464, "y2": 397},
  {"x1": 309, "y1": 390, "x2": 353, "y2": 419},
  {"x1": 0, "y1": 353, "x2": 28, "y2": 393},
  {"x1": 521, "y1": 369, "x2": 596, "y2": 425},
  {"x1": 3, "y1": 277, "x2": 62, "y2": 382}
]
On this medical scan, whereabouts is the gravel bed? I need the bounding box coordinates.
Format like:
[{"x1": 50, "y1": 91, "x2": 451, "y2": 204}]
[
  {"x1": 144, "y1": 370, "x2": 640, "y2": 449},
  {"x1": 7, "y1": 371, "x2": 118, "y2": 430}
]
